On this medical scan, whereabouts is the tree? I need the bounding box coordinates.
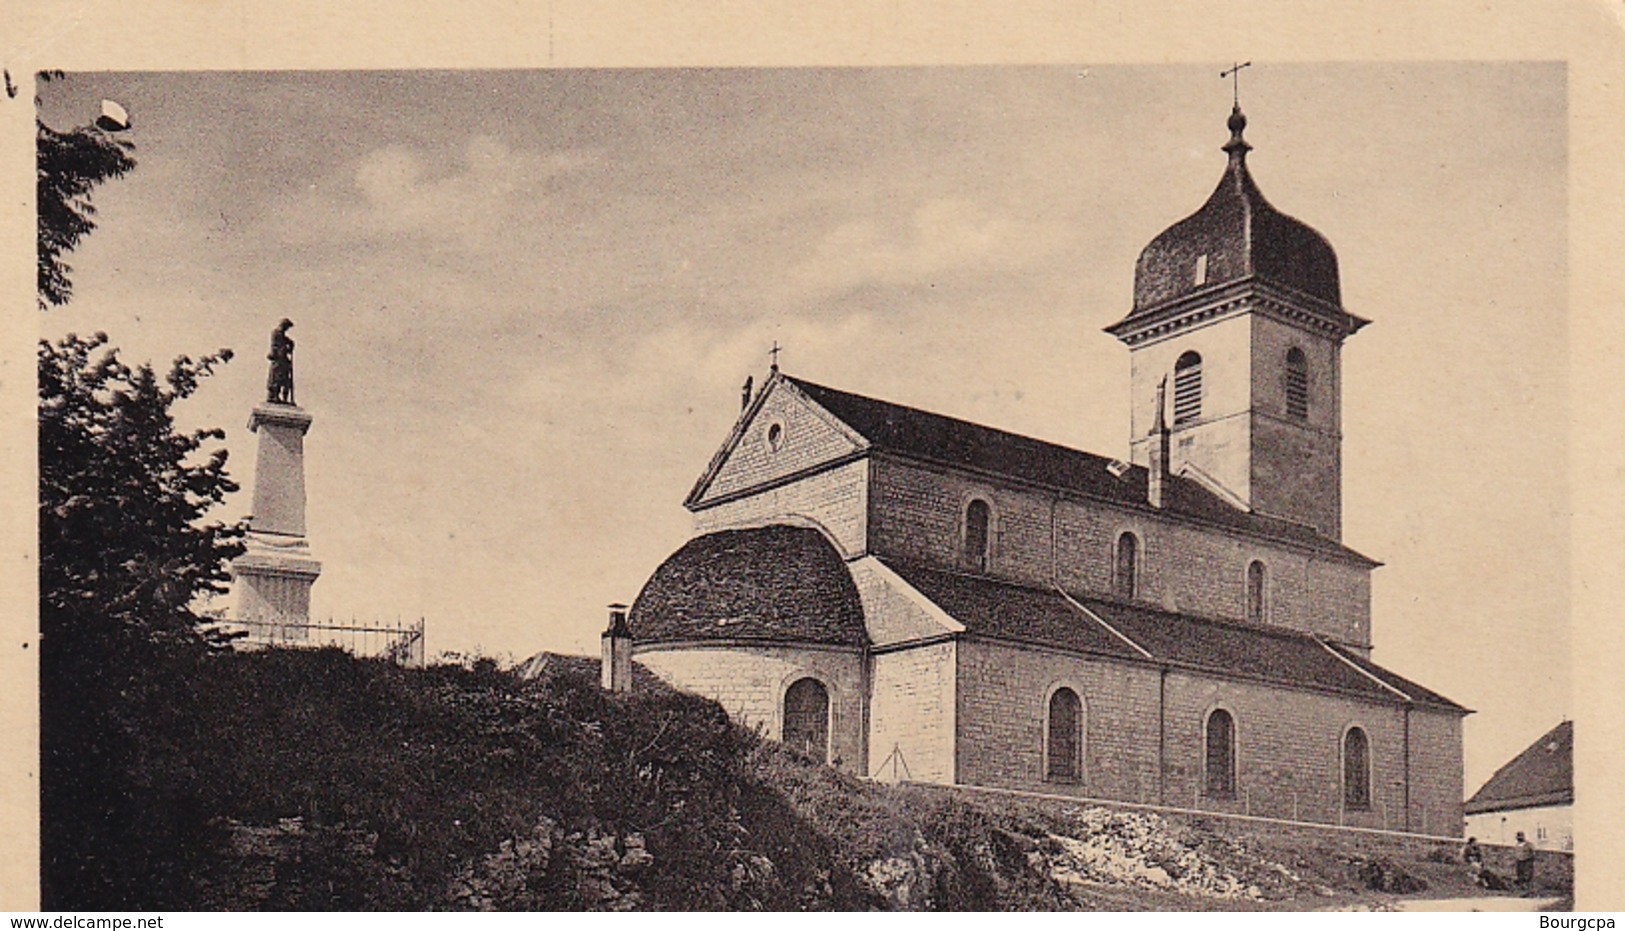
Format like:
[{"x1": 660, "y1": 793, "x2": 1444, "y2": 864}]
[
  {"x1": 35, "y1": 73, "x2": 250, "y2": 908},
  {"x1": 36, "y1": 71, "x2": 136, "y2": 309},
  {"x1": 38, "y1": 333, "x2": 246, "y2": 907}
]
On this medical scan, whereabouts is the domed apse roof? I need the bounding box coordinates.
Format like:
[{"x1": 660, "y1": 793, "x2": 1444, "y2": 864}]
[
  {"x1": 628, "y1": 525, "x2": 867, "y2": 647},
  {"x1": 1126, "y1": 106, "x2": 1341, "y2": 319}
]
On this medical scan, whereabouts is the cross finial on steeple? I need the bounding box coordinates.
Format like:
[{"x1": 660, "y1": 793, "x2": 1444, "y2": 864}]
[
  {"x1": 1219, "y1": 62, "x2": 1254, "y2": 161},
  {"x1": 769, "y1": 341, "x2": 782, "y2": 373},
  {"x1": 1220, "y1": 61, "x2": 1252, "y2": 108}
]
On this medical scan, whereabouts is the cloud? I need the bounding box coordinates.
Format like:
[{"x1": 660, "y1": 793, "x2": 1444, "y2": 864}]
[
  {"x1": 276, "y1": 136, "x2": 600, "y2": 250},
  {"x1": 784, "y1": 197, "x2": 1070, "y2": 301}
]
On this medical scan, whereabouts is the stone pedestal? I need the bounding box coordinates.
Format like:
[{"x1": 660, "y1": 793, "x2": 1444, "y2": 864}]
[{"x1": 232, "y1": 403, "x2": 322, "y2": 640}]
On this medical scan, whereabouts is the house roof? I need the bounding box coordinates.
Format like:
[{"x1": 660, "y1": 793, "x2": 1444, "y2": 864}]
[
  {"x1": 1121, "y1": 106, "x2": 1342, "y2": 320},
  {"x1": 885, "y1": 561, "x2": 1465, "y2": 712},
  {"x1": 628, "y1": 525, "x2": 867, "y2": 648},
  {"x1": 786, "y1": 375, "x2": 1374, "y2": 565},
  {"x1": 1465, "y1": 720, "x2": 1573, "y2": 814}
]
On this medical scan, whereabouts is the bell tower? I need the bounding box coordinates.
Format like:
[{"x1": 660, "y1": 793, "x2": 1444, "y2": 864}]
[{"x1": 1105, "y1": 106, "x2": 1369, "y2": 540}]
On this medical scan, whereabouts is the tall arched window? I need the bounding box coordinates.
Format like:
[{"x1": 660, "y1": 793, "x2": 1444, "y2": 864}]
[
  {"x1": 1204, "y1": 709, "x2": 1236, "y2": 799},
  {"x1": 1343, "y1": 727, "x2": 1371, "y2": 809},
  {"x1": 1246, "y1": 560, "x2": 1267, "y2": 625},
  {"x1": 964, "y1": 499, "x2": 991, "y2": 572},
  {"x1": 1284, "y1": 348, "x2": 1309, "y2": 420},
  {"x1": 1173, "y1": 351, "x2": 1203, "y2": 425},
  {"x1": 1113, "y1": 532, "x2": 1138, "y2": 599},
  {"x1": 783, "y1": 677, "x2": 830, "y2": 763},
  {"x1": 1046, "y1": 688, "x2": 1083, "y2": 782}
]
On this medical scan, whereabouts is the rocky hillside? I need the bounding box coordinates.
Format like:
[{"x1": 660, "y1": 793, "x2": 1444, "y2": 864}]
[{"x1": 90, "y1": 647, "x2": 1551, "y2": 910}]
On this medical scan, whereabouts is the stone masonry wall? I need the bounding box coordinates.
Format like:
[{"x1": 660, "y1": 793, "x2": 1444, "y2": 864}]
[
  {"x1": 692, "y1": 459, "x2": 869, "y2": 558},
  {"x1": 953, "y1": 639, "x2": 1462, "y2": 831},
  {"x1": 869, "y1": 641, "x2": 956, "y2": 784},
  {"x1": 634, "y1": 644, "x2": 867, "y2": 774},
  {"x1": 1407, "y1": 707, "x2": 1466, "y2": 838},
  {"x1": 955, "y1": 639, "x2": 1163, "y2": 804},
  {"x1": 868, "y1": 455, "x2": 1371, "y2": 645},
  {"x1": 1247, "y1": 313, "x2": 1343, "y2": 539},
  {"x1": 695, "y1": 380, "x2": 862, "y2": 505}
]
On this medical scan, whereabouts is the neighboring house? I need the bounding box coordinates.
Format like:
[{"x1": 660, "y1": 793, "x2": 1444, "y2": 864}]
[
  {"x1": 1465, "y1": 721, "x2": 1573, "y2": 851},
  {"x1": 613, "y1": 105, "x2": 1468, "y2": 834}
]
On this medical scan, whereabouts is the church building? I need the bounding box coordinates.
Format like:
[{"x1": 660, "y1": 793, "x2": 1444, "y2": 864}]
[{"x1": 614, "y1": 105, "x2": 1468, "y2": 834}]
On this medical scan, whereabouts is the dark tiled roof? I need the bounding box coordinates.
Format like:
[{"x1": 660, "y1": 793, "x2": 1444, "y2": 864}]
[
  {"x1": 887, "y1": 563, "x2": 1145, "y2": 661},
  {"x1": 629, "y1": 525, "x2": 866, "y2": 647},
  {"x1": 885, "y1": 561, "x2": 1463, "y2": 711},
  {"x1": 787, "y1": 376, "x2": 1373, "y2": 564},
  {"x1": 1123, "y1": 111, "x2": 1341, "y2": 319},
  {"x1": 1082, "y1": 595, "x2": 1464, "y2": 712},
  {"x1": 1466, "y1": 720, "x2": 1573, "y2": 814},
  {"x1": 1321, "y1": 640, "x2": 1468, "y2": 711}
]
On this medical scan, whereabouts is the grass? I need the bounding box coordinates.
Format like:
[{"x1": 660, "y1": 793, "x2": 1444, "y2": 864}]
[{"x1": 59, "y1": 645, "x2": 1570, "y2": 911}]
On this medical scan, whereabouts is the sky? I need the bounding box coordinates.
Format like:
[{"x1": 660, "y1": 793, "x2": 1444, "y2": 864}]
[{"x1": 34, "y1": 64, "x2": 1568, "y2": 792}]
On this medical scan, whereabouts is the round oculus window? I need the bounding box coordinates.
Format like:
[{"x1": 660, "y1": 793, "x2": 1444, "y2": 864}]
[{"x1": 766, "y1": 422, "x2": 785, "y2": 452}]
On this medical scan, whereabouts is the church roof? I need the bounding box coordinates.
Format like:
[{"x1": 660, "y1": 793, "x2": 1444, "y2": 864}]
[
  {"x1": 886, "y1": 561, "x2": 1465, "y2": 712},
  {"x1": 1117, "y1": 106, "x2": 1342, "y2": 323},
  {"x1": 1465, "y1": 720, "x2": 1573, "y2": 814},
  {"x1": 628, "y1": 525, "x2": 867, "y2": 647},
  {"x1": 787, "y1": 375, "x2": 1374, "y2": 565}
]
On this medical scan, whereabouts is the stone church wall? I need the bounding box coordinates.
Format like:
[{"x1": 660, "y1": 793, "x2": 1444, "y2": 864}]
[
  {"x1": 869, "y1": 641, "x2": 957, "y2": 783},
  {"x1": 951, "y1": 639, "x2": 1461, "y2": 832},
  {"x1": 954, "y1": 639, "x2": 1163, "y2": 803},
  {"x1": 1406, "y1": 707, "x2": 1466, "y2": 837},
  {"x1": 1159, "y1": 672, "x2": 1405, "y2": 828},
  {"x1": 868, "y1": 455, "x2": 1371, "y2": 646},
  {"x1": 698, "y1": 381, "x2": 863, "y2": 505},
  {"x1": 633, "y1": 644, "x2": 867, "y2": 774},
  {"x1": 692, "y1": 459, "x2": 869, "y2": 558}
]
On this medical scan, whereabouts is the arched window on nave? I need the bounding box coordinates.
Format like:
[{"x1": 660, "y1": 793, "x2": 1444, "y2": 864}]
[
  {"x1": 1113, "y1": 532, "x2": 1138, "y2": 599},
  {"x1": 1343, "y1": 727, "x2": 1371, "y2": 810},
  {"x1": 963, "y1": 498, "x2": 991, "y2": 572},
  {"x1": 1046, "y1": 687, "x2": 1083, "y2": 782},
  {"x1": 1204, "y1": 708, "x2": 1236, "y2": 799},
  {"x1": 1246, "y1": 560, "x2": 1267, "y2": 625}
]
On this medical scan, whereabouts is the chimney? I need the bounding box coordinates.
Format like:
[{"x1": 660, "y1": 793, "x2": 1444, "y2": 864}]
[
  {"x1": 1148, "y1": 377, "x2": 1170, "y2": 509},
  {"x1": 601, "y1": 603, "x2": 632, "y2": 693}
]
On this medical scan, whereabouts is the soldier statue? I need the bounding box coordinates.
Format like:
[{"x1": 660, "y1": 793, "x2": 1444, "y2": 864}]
[{"x1": 267, "y1": 318, "x2": 296, "y2": 405}]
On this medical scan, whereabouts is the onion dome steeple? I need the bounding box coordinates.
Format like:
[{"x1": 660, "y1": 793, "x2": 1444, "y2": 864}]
[{"x1": 1116, "y1": 105, "x2": 1344, "y2": 324}]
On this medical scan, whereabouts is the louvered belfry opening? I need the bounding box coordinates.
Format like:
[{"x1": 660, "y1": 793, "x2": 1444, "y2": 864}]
[
  {"x1": 783, "y1": 677, "x2": 830, "y2": 762},
  {"x1": 1285, "y1": 347, "x2": 1309, "y2": 420},
  {"x1": 1047, "y1": 688, "x2": 1083, "y2": 781},
  {"x1": 1173, "y1": 351, "x2": 1203, "y2": 425}
]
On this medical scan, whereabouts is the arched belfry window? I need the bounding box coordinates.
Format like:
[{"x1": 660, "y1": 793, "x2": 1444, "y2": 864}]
[
  {"x1": 1113, "y1": 532, "x2": 1138, "y2": 599},
  {"x1": 1285, "y1": 348, "x2": 1309, "y2": 420},
  {"x1": 1173, "y1": 351, "x2": 1203, "y2": 425},
  {"x1": 964, "y1": 499, "x2": 991, "y2": 572},
  {"x1": 1246, "y1": 560, "x2": 1267, "y2": 625},
  {"x1": 1046, "y1": 688, "x2": 1083, "y2": 782},
  {"x1": 1343, "y1": 727, "x2": 1371, "y2": 810},
  {"x1": 1204, "y1": 709, "x2": 1236, "y2": 799},
  {"x1": 783, "y1": 677, "x2": 830, "y2": 763}
]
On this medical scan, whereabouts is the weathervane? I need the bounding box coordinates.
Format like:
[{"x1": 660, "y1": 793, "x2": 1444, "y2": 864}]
[{"x1": 1220, "y1": 61, "x2": 1252, "y2": 107}]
